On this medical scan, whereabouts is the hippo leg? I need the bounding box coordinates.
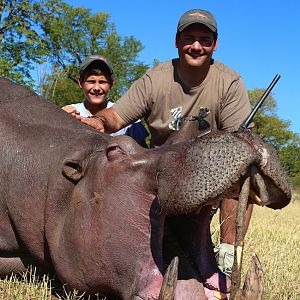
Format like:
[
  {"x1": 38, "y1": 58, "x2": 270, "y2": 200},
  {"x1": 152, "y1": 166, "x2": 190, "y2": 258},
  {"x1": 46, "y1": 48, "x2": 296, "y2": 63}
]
[
  {"x1": 0, "y1": 254, "x2": 51, "y2": 278},
  {"x1": 0, "y1": 257, "x2": 27, "y2": 276}
]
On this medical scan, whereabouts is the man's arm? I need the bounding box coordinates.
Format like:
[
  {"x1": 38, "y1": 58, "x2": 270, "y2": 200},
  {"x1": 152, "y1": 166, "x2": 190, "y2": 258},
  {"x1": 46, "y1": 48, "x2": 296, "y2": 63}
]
[{"x1": 79, "y1": 107, "x2": 127, "y2": 133}]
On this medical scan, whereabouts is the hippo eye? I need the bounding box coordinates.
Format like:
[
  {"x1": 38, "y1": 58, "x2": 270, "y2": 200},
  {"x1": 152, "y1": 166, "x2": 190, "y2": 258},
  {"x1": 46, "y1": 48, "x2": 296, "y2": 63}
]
[{"x1": 106, "y1": 144, "x2": 126, "y2": 161}]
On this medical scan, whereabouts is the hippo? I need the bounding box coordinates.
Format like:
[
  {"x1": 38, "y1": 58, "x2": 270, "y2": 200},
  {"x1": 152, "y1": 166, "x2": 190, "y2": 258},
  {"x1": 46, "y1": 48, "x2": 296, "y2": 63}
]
[{"x1": 0, "y1": 77, "x2": 291, "y2": 299}]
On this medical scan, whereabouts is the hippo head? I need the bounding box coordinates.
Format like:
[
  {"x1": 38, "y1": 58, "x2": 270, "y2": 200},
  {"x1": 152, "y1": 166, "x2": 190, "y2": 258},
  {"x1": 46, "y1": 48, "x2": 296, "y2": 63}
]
[
  {"x1": 45, "y1": 129, "x2": 290, "y2": 299},
  {"x1": 155, "y1": 128, "x2": 291, "y2": 299}
]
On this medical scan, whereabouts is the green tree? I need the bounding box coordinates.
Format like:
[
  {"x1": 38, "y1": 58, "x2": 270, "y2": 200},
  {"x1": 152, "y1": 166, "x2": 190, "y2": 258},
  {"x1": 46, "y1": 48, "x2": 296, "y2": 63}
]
[
  {"x1": 248, "y1": 89, "x2": 296, "y2": 149},
  {"x1": 39, "y1": 4, "x2": 148, "y2": 106},
  {"x1": 249, "y1": 89, "x2": 300, "y2": 187},
  {"x1": 279, "y1": 138, "x2": 300, "y2": 188},
  {"x1": 0, "y1": 1, "x2": 148, "y2": 97},
  {"x1": 0, "y1": 0, "x2": 63, "y2": 86}
]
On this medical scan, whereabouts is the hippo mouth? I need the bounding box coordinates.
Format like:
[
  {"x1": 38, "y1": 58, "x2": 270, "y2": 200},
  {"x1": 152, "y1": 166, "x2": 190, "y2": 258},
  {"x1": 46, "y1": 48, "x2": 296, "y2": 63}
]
[
  {"x1": 157, "y1": 205, "x2": 230, "y2": 300},
  {"x1": 131, "y1": 200, "x2": 231, "y2": 300}
]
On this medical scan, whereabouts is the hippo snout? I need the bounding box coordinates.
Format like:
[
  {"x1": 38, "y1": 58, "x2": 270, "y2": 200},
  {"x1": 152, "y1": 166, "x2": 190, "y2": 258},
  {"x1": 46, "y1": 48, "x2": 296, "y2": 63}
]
[{"x1": 157, "y1": 130, "x2": 291, "y2": 215}]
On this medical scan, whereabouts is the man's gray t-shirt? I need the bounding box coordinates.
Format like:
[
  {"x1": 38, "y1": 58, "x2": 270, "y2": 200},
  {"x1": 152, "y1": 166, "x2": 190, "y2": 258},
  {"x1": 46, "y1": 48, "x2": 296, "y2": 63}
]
[{"x1": 114, "y1": 59, "x2": 251, "y2": 147}]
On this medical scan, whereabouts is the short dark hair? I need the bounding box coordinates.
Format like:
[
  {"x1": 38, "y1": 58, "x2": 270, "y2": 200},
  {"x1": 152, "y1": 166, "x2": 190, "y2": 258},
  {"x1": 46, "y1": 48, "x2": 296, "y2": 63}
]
[{"x1": 79, "y1": 61, "x2": 113, "y2": 83}]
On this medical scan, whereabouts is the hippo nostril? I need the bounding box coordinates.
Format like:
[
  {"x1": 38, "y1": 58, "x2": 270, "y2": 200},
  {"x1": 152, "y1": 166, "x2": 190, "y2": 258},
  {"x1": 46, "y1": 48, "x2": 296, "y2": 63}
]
[{"x1": 106, "y1": 144, "x2": 126, "y2": 161}]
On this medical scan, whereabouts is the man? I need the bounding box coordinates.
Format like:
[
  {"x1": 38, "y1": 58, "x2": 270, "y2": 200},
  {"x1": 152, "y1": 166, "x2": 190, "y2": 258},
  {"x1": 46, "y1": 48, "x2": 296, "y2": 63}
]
[
  {"x1": 63, "y1": 55, "x2": 148, "y2": 146},
  {"x1": 78, "y1": 9, "x2": 253, "y2": 278}
]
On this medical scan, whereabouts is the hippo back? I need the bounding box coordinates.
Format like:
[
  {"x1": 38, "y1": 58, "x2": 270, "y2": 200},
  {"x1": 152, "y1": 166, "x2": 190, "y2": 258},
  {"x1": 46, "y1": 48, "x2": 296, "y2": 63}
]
[{"x1": 0, "y1": 78, "x2": 110, "y2": 269}]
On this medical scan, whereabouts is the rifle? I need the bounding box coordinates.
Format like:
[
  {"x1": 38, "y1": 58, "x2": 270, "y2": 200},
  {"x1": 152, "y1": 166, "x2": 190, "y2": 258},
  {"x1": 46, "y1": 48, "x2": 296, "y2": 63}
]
[{"x1": 240, "y1": 74, "x2": 281, "y2": 129}]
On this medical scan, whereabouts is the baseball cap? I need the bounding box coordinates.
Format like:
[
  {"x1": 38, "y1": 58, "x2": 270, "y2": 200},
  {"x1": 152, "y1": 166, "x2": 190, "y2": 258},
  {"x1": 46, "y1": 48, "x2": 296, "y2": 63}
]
[
  {"x1": 79, "y1": 55, "x2": 114, "y2": 78},
  {"x1": 177, "y1": 9, "x2": 217, "y2": 33}
]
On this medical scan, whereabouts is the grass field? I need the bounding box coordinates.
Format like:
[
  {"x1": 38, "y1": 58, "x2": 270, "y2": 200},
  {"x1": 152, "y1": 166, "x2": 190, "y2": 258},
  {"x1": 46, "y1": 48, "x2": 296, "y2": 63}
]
[
  {"x1": 0, "y1": 193, "x2": 299, "y2": 300},
  {"x1": 212, "y1": 191, "x2": 300, "y2": 300},
  {"x1": 245, "y1": 199, "x2": 300, "y2": 300}
]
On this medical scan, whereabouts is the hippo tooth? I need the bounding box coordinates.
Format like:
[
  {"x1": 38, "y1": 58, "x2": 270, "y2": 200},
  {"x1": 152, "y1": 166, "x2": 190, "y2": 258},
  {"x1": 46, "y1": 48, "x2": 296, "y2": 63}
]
[
  {"x1": 249, "y1": 190, "x2": 262, "y2": 205},
  {"x1": 213, "y1": 290, "x2": 228, "y2": 299},
  {"x1": 158, "y1": 256, "x2": 179, "y2": 300}
]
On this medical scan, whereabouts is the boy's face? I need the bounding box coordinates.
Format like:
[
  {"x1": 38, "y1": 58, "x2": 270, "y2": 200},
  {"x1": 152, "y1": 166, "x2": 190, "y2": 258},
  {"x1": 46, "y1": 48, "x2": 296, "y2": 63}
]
[{"x1": 78, "y1": 73, "x2": 112, "y2": 106}]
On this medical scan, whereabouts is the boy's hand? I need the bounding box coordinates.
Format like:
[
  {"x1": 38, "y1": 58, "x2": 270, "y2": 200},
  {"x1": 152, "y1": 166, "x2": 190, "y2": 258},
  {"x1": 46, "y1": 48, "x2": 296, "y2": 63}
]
[{"x1": 62, "y1": 105, "x2": 80, "y2": 116}]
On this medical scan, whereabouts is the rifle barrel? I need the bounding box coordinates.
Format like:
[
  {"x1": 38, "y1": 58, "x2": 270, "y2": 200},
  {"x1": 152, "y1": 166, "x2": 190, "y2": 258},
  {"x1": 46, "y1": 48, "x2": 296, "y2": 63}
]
[{"x1": 240, "y1": 74, "x2": 281, "y2": 129}]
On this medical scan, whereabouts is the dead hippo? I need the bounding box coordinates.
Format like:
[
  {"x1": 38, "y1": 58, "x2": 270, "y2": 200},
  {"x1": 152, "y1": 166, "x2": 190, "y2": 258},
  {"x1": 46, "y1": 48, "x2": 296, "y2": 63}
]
[{"x1": 0, "y1": 78, "x2": 291, "y2": 299}]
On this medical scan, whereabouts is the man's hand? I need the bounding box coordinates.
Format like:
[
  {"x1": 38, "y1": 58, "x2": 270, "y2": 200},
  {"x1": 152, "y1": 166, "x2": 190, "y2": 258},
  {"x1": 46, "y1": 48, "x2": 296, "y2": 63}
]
[
  {"x1": 62, "y1": 105, "x2": 107, "y2": 132},
  {"x1": 63, "y1": 107, "x2": 125, "y2": 134},
  {"x1": 77, "y1": 115, "x2": 105, "y2": 132}
]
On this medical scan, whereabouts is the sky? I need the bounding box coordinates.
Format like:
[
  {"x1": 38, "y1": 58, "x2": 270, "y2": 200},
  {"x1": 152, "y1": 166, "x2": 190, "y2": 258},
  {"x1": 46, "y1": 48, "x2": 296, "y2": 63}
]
[{"x1": 65, "y1": 0, "x2": 300, "y2": 134}]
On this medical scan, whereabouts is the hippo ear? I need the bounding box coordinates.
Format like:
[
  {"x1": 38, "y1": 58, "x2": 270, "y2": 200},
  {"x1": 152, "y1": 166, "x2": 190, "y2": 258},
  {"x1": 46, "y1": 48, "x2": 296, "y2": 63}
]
[{"x1": 62, "y1": 158, "x2": 86, "y2": 183}]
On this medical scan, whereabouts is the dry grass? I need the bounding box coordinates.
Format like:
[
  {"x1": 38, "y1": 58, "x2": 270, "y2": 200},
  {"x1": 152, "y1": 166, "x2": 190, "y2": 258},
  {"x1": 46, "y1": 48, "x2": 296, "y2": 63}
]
[
  {"x1": 212, "y1": 191, "x2": 300, "y2": 299},
  {"x1": 0, "y1": 271, "x2": 51, "y2": 300},
  {"x1": 1, "y1": 193, "x2": 299, "y2": 299},
  {"x1": 0, "y1": 267, "x2": 84, "y2": 300}
]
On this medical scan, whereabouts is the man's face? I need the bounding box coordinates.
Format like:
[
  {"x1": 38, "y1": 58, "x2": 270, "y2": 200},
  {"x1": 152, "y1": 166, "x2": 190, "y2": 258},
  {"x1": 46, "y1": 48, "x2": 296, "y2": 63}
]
[
  {"x1": 176, "y1": 24, "x2": 217, "y2": 68},
  {"x1": 78, "y1": 74, "x2": 112, "y2": 106}
]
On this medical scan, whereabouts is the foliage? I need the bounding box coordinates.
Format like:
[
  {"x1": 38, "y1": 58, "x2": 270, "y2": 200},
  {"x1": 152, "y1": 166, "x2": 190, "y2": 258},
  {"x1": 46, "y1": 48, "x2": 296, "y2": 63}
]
[
  {"x1": 38, "y1": 4, "x2": 149, "y2": 105},
  {"x1": 0, "y1": 0, "x2": 63, "y2": 86},
  {"x1": 248, "y1": 89, "x2": 300, "y2": 187},
  {"x1": 41, "y1": 68, "x2": 83, "y2": 107},
  {"x1": 248, "y1": 89, "x2": 296, "y2": 148},
  {"x1": 279, "y1": 140, "x2": 300, "y2": 187},
  {"x1": 0, "y1": 1, "x2": 148, "y2": 99}
]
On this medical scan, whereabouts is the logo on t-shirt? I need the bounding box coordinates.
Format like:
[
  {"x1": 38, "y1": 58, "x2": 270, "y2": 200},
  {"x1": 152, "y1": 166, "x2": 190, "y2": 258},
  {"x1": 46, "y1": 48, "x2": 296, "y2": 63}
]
[{"x1": 168, "y1": 106, "x2": 182, "y2": 131}]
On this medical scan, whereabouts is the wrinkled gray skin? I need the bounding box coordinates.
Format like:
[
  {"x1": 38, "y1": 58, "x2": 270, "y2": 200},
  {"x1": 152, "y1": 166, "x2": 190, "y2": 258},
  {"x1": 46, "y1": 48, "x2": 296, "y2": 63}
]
[{"x1": 0, "y1": 78, "x2": 291, "y2": 300}]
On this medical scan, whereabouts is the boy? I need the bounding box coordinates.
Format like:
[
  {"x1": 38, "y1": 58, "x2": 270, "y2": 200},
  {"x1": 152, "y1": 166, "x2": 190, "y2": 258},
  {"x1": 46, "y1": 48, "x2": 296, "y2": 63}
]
[{"x1": 63, "y1": 55, "x2": 148, "y2": 145}]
